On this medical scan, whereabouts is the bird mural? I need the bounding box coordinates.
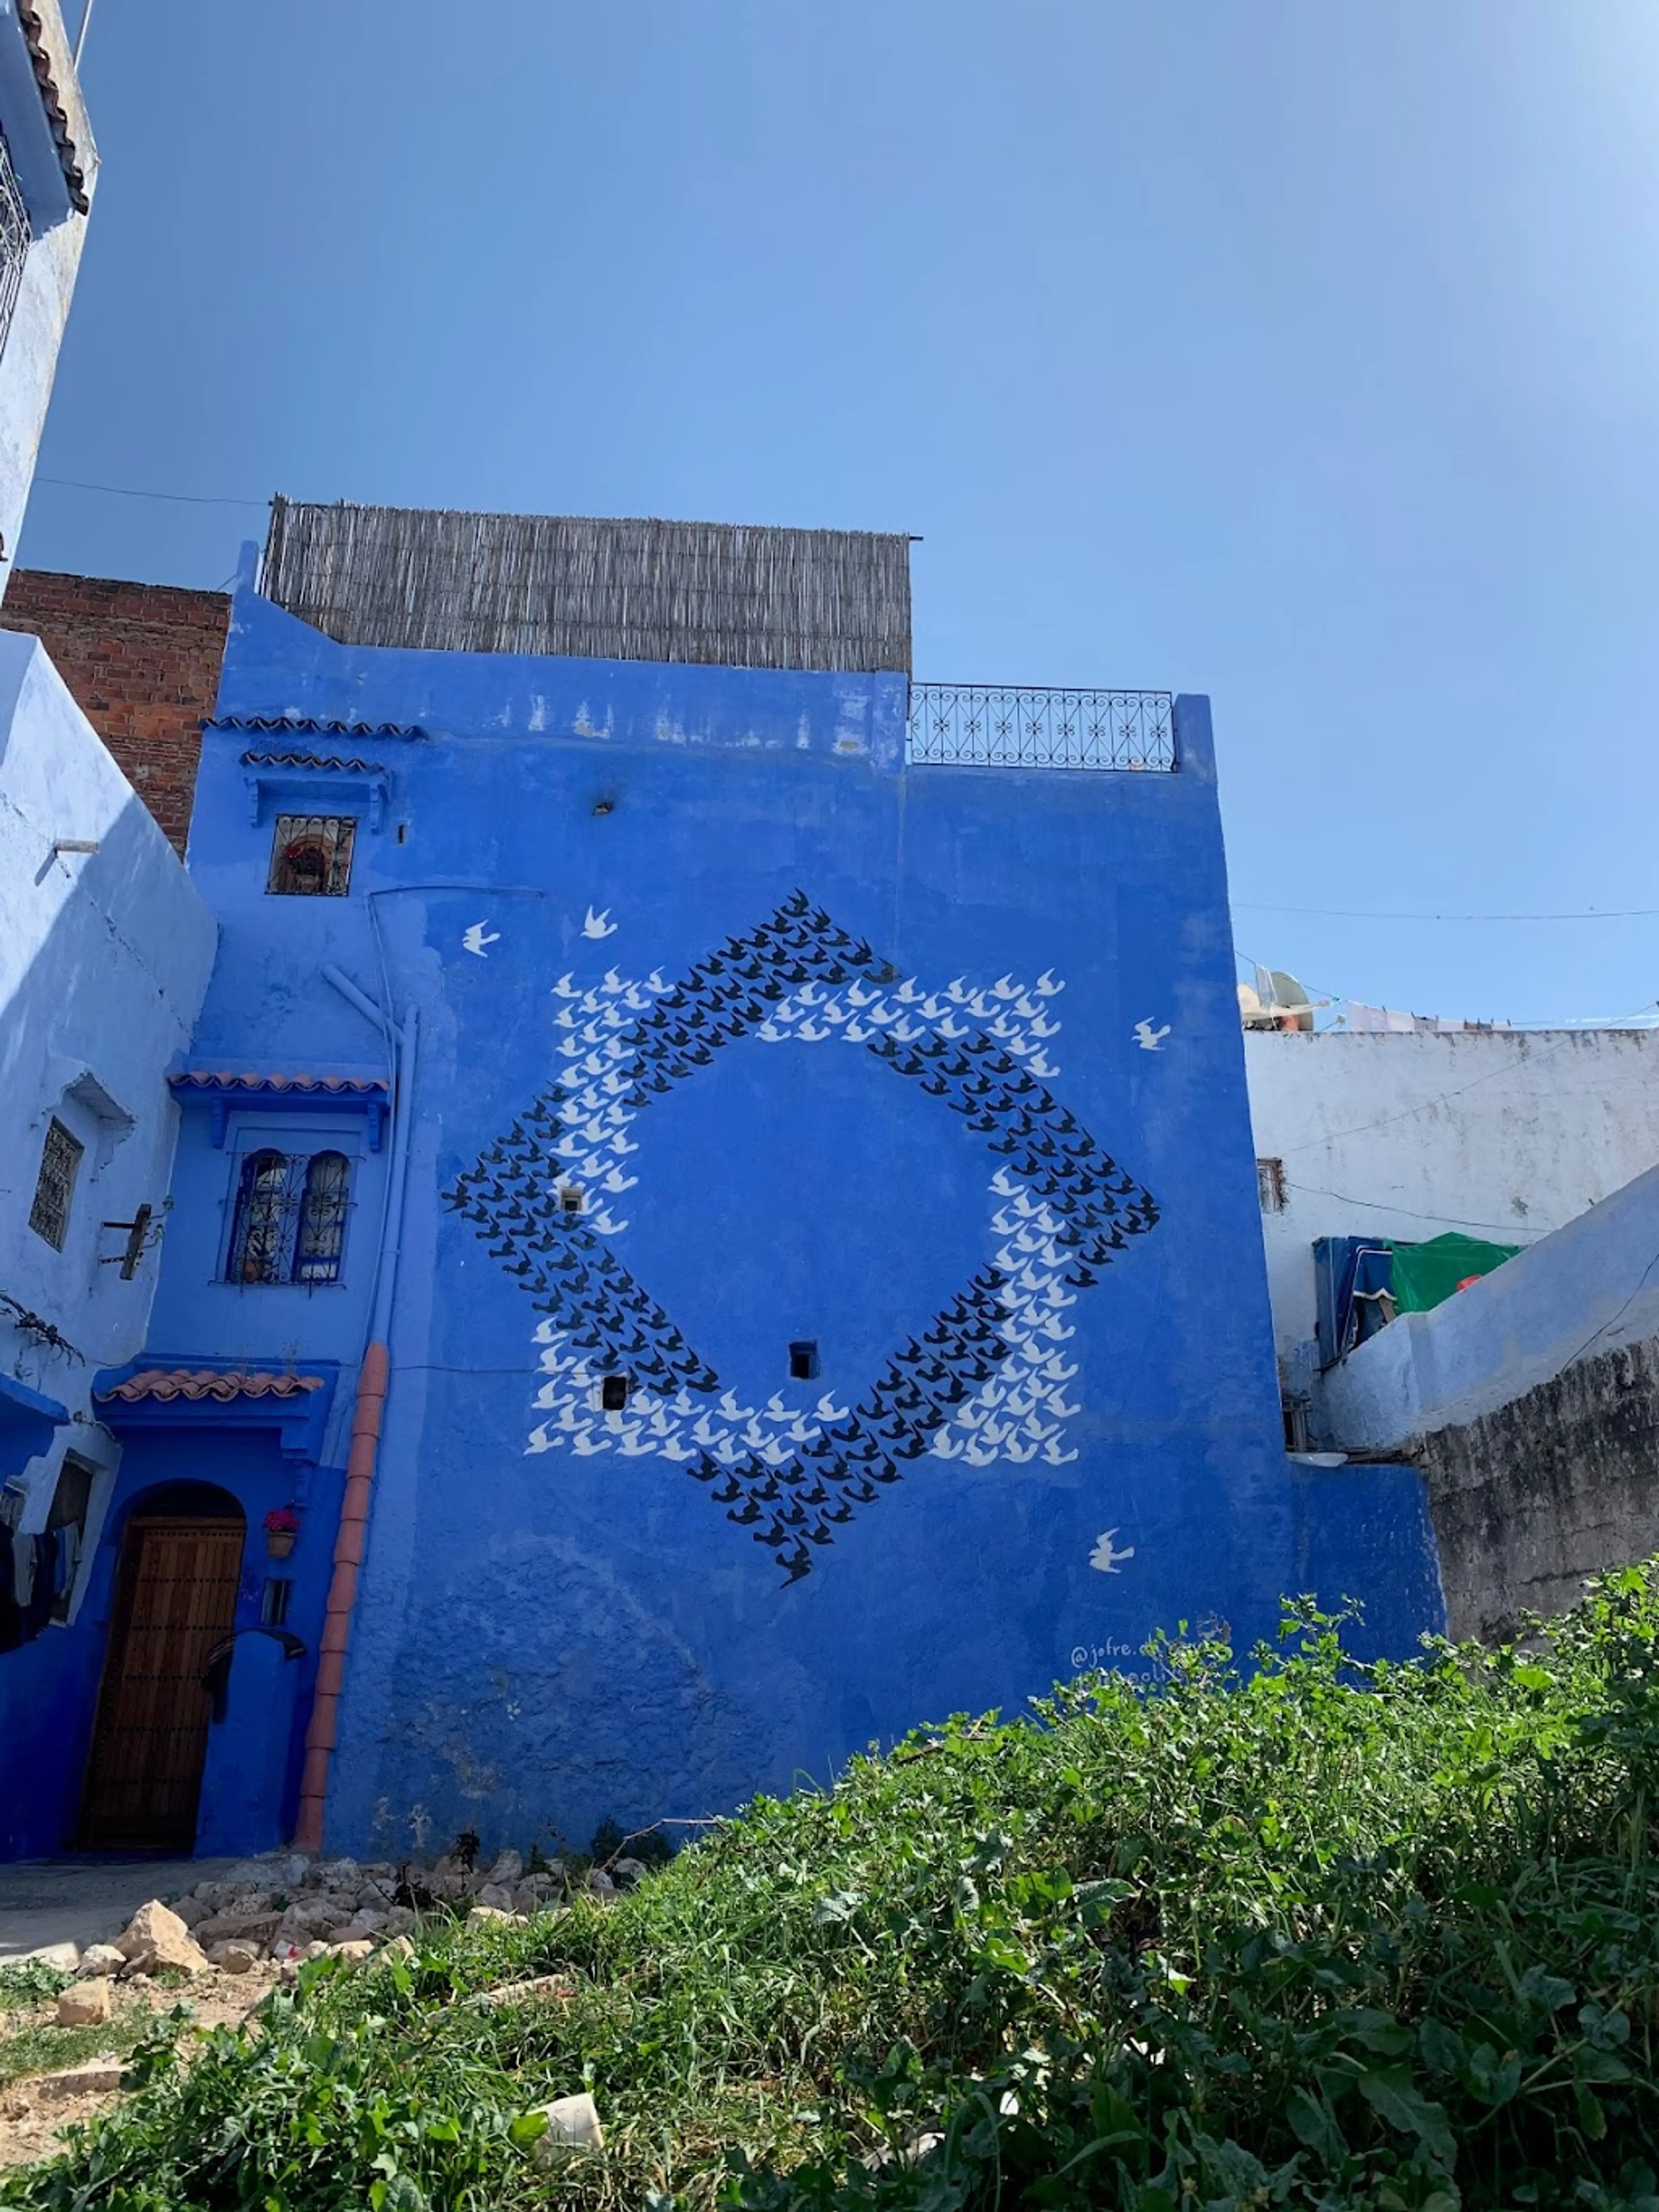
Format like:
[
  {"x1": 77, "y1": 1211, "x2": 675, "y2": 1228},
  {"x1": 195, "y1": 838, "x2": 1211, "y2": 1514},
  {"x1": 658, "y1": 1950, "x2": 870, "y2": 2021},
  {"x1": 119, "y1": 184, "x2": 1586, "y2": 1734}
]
[{"x1": 444, "y1": 891, "x2": 1160, "y2": 1582}]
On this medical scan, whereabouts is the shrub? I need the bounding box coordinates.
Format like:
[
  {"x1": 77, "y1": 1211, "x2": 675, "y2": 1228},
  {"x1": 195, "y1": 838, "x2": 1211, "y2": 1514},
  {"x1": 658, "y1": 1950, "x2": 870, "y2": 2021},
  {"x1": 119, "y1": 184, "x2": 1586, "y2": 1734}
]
[{"x1": 8, "y1": 1568, "x2": 1659, "y2": 2209}]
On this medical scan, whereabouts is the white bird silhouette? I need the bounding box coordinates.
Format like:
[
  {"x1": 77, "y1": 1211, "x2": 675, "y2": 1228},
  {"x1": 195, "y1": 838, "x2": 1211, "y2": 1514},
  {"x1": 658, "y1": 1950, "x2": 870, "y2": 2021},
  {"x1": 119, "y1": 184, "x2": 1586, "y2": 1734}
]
[
  {"x1": 462, "y1": 921, "x2": 500, "y2": 957},
  {"x1": 1090, "y1": 1530, "x2": 1135, "y2": 1573},
  {"x1": 524, "y1": 1424, "x2": 555, "y2": 1454},
  {"x1": 583, "y1": 906, "x2": 618, "y2": 939},
  {"x1": 1134, "y1": 1018, "x2": 1172, "y2": 1052}
]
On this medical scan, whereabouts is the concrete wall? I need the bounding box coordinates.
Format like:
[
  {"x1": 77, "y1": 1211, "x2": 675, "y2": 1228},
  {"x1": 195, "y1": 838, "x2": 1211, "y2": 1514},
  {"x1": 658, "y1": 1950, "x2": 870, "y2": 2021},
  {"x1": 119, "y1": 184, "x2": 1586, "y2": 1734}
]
[
  {"x1": 0, "y1": 0, "x2": 95, "y2": 587},
  {"x1": 0, "y1": 627, "x2": 216, "y2": 1850},
  {"x1": 1245, "y1": 1029, "x2": 1659, "y2": 1376},
  {"x1": 118, "y1": 585, "x2": 1440, "y2": 1862},
  {"x1": 0, "y1": 571, "x2": 230, "y2": 852},
  {"x1": 1316, "y1": 1160, "x2": 1659, "y2": 1640}
]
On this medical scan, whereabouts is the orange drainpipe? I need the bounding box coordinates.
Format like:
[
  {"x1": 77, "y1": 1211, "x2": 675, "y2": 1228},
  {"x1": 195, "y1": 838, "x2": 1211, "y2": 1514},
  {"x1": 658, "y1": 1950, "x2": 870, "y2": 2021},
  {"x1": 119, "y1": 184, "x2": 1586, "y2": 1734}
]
[
  {"x1": 293, "y1": 1340, "x2": 388, "y2": 1852},
  {"x1": 292, "y1": 990, "x2": 417, "y2": 1856}
]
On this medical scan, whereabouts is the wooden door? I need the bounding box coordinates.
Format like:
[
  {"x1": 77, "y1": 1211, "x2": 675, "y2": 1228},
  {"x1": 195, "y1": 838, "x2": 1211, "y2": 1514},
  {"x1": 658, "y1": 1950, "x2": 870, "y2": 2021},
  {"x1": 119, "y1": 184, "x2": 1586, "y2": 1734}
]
[{"x1": 79, "y1": 1515, "x2": 244, "y2": 1850}]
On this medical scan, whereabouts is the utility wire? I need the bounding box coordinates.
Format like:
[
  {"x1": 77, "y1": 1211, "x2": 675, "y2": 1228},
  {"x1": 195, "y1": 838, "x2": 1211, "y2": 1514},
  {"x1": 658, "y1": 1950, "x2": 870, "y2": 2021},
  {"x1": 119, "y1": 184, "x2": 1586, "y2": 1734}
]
[
  {"x1": 34, "y1": 475, "x2": 269, "y2": 508},
  {"x1": 1281, "y1": 1182, "x2": 1545, "y2": 1238},
  {"x1": 1233, "y1": 900, "x2": 1659, "y2": 923}
]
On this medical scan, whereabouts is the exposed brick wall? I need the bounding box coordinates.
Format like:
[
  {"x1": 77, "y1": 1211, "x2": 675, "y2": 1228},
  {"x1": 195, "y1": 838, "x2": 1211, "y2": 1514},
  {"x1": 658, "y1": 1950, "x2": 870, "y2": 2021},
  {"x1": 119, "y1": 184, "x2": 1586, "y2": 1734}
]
[{"x1": 0, "y1": 569, "x2": 231, "y2": 853}]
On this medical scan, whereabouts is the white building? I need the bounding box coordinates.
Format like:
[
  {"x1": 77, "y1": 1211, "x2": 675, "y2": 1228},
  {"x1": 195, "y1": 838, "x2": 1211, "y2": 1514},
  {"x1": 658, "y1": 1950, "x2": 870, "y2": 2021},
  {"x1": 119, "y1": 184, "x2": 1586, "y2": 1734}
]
[
  {"x1": 0, "y1": 0, "x2": 95, "y2": 585},
  {"x1": 1244, "y1": 1026, "x2": 1659, "y2": 1388},
  {"x1": 0, "y1": 630, "x2": 214, "y2": 1610}
]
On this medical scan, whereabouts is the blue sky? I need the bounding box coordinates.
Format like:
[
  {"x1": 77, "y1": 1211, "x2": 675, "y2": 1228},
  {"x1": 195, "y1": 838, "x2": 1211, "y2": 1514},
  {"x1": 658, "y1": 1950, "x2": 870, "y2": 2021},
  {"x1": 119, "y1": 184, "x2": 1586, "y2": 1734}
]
[{"x1": 25, "y1": 2, "x2": 1659, "y2": 1025}]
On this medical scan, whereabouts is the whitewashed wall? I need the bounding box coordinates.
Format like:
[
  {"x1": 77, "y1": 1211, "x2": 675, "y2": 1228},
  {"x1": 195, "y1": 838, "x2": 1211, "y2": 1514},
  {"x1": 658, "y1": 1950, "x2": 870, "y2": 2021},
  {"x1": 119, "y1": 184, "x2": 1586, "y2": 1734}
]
[
  {"x1": 1244, "y1": 1028, "x2": 1659, "y2": 1377},
  {"x1": 0, "y1": 631, "x2": 215, "y2": 1503},
  {"x1": 0, "y1": 0, "x2": 95, "y2": 588}
]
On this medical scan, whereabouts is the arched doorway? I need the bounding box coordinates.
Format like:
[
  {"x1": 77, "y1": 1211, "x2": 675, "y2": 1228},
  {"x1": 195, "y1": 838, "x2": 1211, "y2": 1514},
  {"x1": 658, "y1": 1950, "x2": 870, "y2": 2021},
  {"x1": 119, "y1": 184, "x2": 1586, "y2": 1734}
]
[{"x1": 78, "y1": 1484, "x2": 245, "y2": 1851}]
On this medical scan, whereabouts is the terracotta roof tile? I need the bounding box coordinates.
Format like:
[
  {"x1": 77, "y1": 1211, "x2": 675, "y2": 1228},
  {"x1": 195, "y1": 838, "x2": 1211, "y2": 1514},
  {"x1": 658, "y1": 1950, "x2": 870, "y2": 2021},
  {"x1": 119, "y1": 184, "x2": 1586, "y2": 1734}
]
[
  {"x1": 208, "y1": 716, "x2": 426, "y2": 739},
  {"x1": 17, "y1": 5, "x2": 89, "y2": 213},
  {"x1": 238, "y1": 751, "x2": 387, "y2": 773},
  {"x1": 97, "y1": 1369, "x2": 324, "y2": 1405},
  {"x1": 168, "y1": 1071, "x2": 388, "y2": 1096}
]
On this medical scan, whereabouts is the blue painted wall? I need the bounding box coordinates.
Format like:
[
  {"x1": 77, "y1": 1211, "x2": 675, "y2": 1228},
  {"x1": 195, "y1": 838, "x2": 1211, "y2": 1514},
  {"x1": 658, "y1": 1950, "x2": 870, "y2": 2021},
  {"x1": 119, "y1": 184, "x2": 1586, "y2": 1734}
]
[
  {"x1": 0, "y1": 1423, "x2": 341, "y2": 1859},
  {"x1": 130, "y1": 584, "x2": 1440, "y2": 1860},
  {"x1": 4, "y1": 585, "x2": 1442, "y2": 1863}
]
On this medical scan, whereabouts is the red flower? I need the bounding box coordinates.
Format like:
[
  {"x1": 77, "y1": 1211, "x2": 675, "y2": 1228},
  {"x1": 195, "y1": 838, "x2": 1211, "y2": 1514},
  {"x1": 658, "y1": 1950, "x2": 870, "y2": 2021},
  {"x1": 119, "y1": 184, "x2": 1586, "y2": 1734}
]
[{"x1": 263, "y1": 1505, "x2": 301, "y2": 1535}]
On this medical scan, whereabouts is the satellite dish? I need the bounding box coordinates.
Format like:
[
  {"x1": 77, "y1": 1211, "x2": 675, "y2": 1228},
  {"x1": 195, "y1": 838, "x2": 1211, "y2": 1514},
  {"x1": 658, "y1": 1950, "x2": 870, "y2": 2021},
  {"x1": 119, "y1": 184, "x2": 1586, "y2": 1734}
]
[{"x1": 1269, "y1": 970, "x2": 1316, "y2": 1032}]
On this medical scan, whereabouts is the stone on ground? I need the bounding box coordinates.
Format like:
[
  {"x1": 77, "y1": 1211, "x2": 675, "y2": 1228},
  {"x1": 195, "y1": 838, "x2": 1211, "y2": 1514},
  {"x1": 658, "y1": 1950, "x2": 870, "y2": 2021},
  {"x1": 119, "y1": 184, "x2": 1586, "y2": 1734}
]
[
  {"x1": 114, "y1": 1900, "x2": 206, "y2": 1972},
  {"x1": 55, "y1": 1980, "x2": 112, "y2": 2027},
  {"x1": 208, "y1": 1942, "x2": 260, "y2": 1974},
  {"x1": 15, "y1": 1942, "x2": 78, "y2": 1973},
  {"x1": 37, "y1": 2059, "x2": 124, "y2": 2100},
  {"x1": 75, "y1": 1944, "x2": 125, "y2": 1979}
]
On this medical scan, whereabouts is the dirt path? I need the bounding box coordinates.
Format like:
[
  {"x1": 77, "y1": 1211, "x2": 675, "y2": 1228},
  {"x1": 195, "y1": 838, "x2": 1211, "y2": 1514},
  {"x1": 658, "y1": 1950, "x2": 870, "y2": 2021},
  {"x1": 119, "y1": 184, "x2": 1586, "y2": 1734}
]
[{"x1": 0, "y1": 1964, "x2": 279, "y2": 2171}]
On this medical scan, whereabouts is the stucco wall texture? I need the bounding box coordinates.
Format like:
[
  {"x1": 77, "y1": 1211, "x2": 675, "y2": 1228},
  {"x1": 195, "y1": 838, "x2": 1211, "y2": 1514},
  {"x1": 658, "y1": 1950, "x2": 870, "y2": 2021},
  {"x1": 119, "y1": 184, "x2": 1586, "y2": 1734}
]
[
  {"x1": 145, "y1": 588, "x2": 1440, "y2": 1859},
  {"x1": 1245, "y1": 1028, "x2": 1659, "y2": 1373},
  {"x1": 0, "y1": 627, "x2": 217, "y2": 1853},
  {"x1": 1316, "y1": 1159, "x2": 1659, "y2": 1642},
  {"x1": 0, "y1": 570, "x2": 230, "y2": 854}
]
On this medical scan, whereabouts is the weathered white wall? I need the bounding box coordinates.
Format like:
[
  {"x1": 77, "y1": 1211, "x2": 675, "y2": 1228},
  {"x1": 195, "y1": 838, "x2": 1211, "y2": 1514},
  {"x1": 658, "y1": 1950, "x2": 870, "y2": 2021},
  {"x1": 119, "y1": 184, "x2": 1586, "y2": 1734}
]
[
  {"x1": 0, "y1": 630, "x2": 216, "y2": 1491},
  {"x1": 0, "y1": 0, "x2": 94, "y2": 588},
  {"x1": 1244, "y1": 1029, "x2": 1659, "y2": 1376}
]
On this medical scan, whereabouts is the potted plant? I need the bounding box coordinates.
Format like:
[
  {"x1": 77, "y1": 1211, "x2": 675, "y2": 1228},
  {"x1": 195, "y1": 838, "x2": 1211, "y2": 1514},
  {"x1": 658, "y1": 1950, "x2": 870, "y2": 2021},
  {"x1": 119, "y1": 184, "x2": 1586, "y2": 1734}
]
[{"x1": 264, "y1": 1505, "x2": 300, "y2": 1560}]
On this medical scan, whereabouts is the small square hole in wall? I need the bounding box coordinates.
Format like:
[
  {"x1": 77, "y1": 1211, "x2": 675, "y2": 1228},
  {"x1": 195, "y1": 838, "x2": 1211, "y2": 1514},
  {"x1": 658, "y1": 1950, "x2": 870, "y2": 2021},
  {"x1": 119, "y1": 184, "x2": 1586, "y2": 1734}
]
[
  {"x1": 600, "y1": 1374, "x2": 631, "y2": 1411},
  {"x1": 261, "y1": 1577, "x2": 292, "y2": 1627},
  {"x1": 560, "y1": 1187, "x2": 584, "y2": 1216},
  {"x1": 788, "y1": 1340, "x2": 820, "y2": 1381}
]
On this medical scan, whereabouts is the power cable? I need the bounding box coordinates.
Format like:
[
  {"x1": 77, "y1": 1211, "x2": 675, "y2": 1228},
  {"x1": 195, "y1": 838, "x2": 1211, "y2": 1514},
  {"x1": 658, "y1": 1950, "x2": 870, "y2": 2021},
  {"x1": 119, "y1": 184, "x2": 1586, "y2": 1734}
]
[
  {"x1": 1281, "y1": 1182, "x2": 1546, "y2": 1238},
  {"x1": 34, "y1": 475, "x2": 269, "y2": 508},
  {"x1": 1233, "y1": 901, "x2": 1659, "y2": 923}
]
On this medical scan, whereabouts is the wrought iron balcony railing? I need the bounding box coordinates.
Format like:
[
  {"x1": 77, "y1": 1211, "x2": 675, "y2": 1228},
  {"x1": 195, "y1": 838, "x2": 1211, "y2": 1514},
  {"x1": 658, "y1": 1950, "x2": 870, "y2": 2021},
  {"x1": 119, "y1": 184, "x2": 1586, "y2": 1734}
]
[{"x1": 907, "y1": 683, "x2": 1176, "y2": 772}]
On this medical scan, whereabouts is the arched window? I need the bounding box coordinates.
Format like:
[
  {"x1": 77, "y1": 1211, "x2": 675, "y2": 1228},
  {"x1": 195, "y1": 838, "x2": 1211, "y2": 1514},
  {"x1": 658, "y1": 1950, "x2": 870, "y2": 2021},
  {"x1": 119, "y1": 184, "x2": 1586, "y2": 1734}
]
[
  {"x1": 229, "y1": 1150, "x2": 290, "y2": 1284},
  {"x1": 295, "y1": 1152, "x2": 351, "y2": 1284}
]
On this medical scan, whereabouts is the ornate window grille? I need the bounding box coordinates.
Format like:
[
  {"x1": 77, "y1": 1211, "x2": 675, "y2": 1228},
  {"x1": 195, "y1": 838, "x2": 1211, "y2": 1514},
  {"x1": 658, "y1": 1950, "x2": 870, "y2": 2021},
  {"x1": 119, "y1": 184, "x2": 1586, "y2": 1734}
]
[
  {"x1": 29, "y1": 1119, "x2": 83, "y2": 1249},
  {"x1": 267, "y1": 814, "x2": 356, "y2": 896},
  {"x1": 228, "y1": 1149, "x2": 291, "y2": 1283},
  {"x1": 907, "y1": 684, "x2": 1176, "y2": 771},
  {"x1": 226, "y1": 1147, "x2": 354, "y2": 1285},
  {"x1": 295, "y1": 1151, "x2": 350, "y2": 1283},
  {"x1": 0, "y1": 132, "x2": 32, "y2": 363}
]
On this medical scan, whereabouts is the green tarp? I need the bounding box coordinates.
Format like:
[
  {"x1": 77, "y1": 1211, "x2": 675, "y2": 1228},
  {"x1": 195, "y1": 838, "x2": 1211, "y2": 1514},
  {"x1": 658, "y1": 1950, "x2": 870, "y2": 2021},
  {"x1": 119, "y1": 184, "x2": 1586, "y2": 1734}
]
[{"x1": 1387, "y1": 1231, "x2": 1521, "y2": 1315}]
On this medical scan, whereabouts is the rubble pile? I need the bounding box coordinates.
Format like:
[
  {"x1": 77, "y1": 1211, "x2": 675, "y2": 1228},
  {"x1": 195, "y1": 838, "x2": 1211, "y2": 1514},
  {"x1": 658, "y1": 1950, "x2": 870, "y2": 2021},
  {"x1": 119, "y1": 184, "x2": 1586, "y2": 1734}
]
[{"x1": 57, "y1": 1846, "x2": 646, "y2": 1983}]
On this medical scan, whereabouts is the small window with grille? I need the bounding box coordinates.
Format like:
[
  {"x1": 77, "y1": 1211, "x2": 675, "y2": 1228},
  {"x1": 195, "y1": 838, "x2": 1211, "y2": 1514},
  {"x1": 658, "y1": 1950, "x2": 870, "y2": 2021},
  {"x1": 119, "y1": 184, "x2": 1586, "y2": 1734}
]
[
  {"x1": 0, "y1": 131, "x2": 32, "y2": 363},
  {"x1": 267, "y1": 815, "x2": 356, "y2": 896},
  {"x1": 226, "y1": 1146, "x2": 354, "y2": 1285},
  {"x1": 29, "y1": 1119, "x2": 83, "y2": 1249},
  {"x1": 1256, "y1": 1157, "x2": 1287, "y2": 1214}
]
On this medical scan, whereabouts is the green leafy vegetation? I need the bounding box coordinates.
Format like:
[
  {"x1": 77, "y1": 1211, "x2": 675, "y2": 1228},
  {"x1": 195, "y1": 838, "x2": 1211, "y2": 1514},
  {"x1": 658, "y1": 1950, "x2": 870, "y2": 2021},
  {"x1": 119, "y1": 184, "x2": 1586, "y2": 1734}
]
[{"x1": 8, "y1": 1565, "x2": 1659, "y2": 2209}]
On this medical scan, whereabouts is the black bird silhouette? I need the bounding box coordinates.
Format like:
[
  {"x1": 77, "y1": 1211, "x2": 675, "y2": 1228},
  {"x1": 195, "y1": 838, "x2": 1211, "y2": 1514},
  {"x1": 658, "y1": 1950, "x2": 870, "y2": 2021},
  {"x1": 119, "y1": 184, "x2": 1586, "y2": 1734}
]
[
  {"x1": 779, "y1": 1545, "x2": 814, "y2": 1585},
  {"x1": 727, "y1": 1498, "x2": 764, "y2": 1525},
  {"x1": 803, "y1": 1523, "x2": 835, "y2": 1546},
  {"x1": 710, "y1": 1473, "x2": 745, "y2": 1504},
  {"x1": 822, "y1": 1499, "x2": 856, "y2": 1523}
]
